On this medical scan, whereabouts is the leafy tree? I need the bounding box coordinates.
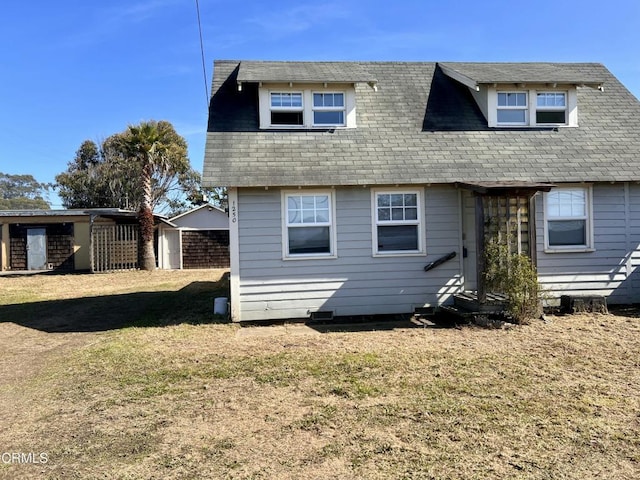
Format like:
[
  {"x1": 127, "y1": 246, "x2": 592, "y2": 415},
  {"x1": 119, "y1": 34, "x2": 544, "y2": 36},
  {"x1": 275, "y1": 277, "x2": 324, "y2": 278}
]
[
  {"x1": 205, "y1": 186, "x2": 228, "y2": 210},
  {"x1": 55, "y1": 121, "x2": 205, "y2": 215},
  {"x1": 168, "y1": 179, "x2": 228, "y2": 216},
  {"x1": 0, "y1": 173, "x2": 50, "y2": 209}
]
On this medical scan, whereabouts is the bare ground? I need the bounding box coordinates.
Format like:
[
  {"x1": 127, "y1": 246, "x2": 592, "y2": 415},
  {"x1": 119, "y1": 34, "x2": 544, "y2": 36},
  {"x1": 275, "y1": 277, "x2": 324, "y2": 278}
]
[{"x1": 0, "y1": 270, "x2": 639, "y2": 479}]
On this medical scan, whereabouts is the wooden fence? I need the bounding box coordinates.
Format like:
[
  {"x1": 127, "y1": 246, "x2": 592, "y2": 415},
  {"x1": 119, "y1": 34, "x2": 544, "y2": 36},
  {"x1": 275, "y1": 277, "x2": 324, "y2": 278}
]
[{"x1": 91, "y1": 224, "x2": 139, "y2": 272}]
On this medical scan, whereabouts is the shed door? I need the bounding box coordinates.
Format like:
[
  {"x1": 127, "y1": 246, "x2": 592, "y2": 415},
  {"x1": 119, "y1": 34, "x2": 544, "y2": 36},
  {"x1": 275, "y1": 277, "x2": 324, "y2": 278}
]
[
  {"x1": 164, "y1": 229, "x2": 181, "y2": 269},
  {"x1": 27, "y1": 228, "x2": 47, "y2": 270}
]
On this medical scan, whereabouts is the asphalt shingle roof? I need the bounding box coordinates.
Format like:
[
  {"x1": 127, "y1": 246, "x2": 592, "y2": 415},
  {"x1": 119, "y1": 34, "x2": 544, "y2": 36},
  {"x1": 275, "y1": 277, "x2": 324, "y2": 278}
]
[
  {"x1": 439, "y1": 62, "x2": 607, "y2": 87},
  {"x1": 203, "y1": 60, "x2": 640, "y2": 187},
  {"x1": 236, "y1": 60, "x2": 377, "y2": 84}
]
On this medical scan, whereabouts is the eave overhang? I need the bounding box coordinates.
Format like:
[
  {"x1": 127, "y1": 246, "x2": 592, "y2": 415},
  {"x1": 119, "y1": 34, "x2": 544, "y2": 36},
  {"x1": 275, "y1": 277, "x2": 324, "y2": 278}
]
[
  {"x1": 455, "y1": 181, "x2": 556, "y2": 196},
  {"x1": 235, "y1": 61, "x2": 378, "y2": 91},
  {"x1": 439, "y1": 63, "x2": 606, "y2": 92}
]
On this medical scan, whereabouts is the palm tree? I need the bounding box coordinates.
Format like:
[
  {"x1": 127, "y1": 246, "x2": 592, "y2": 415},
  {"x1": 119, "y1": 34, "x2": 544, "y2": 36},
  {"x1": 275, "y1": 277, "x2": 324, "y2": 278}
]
[{"x1": 123, "y1": 121, "x2": 189, "y2": 270}]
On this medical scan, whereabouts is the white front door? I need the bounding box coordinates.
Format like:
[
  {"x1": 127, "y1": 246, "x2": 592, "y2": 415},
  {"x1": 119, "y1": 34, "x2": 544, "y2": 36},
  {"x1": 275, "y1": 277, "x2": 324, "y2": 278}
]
[{"x1": 164, "y1": 229, "x2": 181, "y2": 269}]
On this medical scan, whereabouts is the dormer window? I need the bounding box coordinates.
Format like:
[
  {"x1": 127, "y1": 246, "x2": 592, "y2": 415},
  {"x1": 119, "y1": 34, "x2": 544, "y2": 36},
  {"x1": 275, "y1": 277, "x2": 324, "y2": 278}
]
[
  {"x1": 258, "y1": 85, "x2": 357, "y2": 129},
  {"x1": 497, "y1": 92, "x2": 528, "y2": 125},
  {"x1": 270, "y1": 92, "x2": 304, "y2": 126},
  {"x1": 536, "y1": 92, "x2": 566, "y2": 124},
  {"x1": 313, "y1": 93, "x2": 345, "y2": 126},
  {"x1": 489, "y1": 88, "x2": 575, "y2": 128}
]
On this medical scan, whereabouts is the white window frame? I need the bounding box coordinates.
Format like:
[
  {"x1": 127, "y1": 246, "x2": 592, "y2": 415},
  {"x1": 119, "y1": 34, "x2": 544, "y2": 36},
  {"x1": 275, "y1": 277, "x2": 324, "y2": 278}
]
[
  {"x1": 543, "y1": 185, "x2": 594, "y2": 253},
  {"x1": 535, "y1": 91, "x2": 568, "y2": 126},
  {"x1": 269, "y1": 91, "x2": 304, "y2": 127},
  {"x1": 282, "y1": 190, "x2": 337, "y2": 260},
  {"x1": 312, "y1": 91, "x2": 346, "y2": 127},
  {"x1": 258, "y1": 85, "x2": 357, "y2": 129},
  {"x1": 496, "y1": 91, "x2": 529, "y2": 126},
  {"x1": 371, "y1": 188, "x2": 426, "y2": 257},
  {"x1": 488, "y1": 87, "x2": 578, "y2": 128}
]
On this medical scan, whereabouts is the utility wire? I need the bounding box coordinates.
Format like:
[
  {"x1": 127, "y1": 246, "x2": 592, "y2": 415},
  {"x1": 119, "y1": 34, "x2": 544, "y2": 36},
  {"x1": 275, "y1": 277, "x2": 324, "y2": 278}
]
[{"x1": 195, "y1": 0, "x2": 209, "y2": 109}]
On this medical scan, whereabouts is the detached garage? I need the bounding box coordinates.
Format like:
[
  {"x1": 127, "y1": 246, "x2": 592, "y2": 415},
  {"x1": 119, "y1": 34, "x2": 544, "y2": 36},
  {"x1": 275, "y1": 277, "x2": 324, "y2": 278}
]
[{"x1": 158, "y1": 204, "x2": 229, "y2": 270}]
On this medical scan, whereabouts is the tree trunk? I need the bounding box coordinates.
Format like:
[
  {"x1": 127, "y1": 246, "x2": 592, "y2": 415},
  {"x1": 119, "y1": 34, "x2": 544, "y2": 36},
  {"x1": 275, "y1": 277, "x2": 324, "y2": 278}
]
[{"x1": 139, "y1": 162, "x2": 156, "y2": 270}]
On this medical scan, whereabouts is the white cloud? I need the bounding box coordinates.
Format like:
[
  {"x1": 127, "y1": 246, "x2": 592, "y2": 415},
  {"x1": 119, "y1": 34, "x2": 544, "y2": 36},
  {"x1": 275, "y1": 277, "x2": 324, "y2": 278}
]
[
  {"x1": 244, "y1": 2, "x2": 351, "y2": 38},
  {"x1": 103, "y1": 0, "x2": 181, "y2": 24}
]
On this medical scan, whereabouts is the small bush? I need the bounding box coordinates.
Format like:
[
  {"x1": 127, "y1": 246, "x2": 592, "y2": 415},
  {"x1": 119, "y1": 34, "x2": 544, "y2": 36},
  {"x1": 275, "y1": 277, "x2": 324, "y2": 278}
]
[{"x1": 484, "y1": 236, "x2": 541, "y2": 324}]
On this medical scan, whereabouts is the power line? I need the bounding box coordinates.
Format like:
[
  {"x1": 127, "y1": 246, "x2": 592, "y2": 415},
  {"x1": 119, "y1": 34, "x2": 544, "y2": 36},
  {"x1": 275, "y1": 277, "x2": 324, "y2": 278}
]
[{"x1": 195, "y1": 0, "x2": 209, "y2": 109}]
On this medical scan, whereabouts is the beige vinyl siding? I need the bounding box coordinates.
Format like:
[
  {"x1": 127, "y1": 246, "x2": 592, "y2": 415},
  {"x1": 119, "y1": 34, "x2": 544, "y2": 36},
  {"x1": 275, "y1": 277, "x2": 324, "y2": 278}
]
[
  {"x1": 237, "y1": 186, "x2": 462, "y2": 321},
  {"x1": 536, "y1": 183, "x2": 640, "y2": 304}
]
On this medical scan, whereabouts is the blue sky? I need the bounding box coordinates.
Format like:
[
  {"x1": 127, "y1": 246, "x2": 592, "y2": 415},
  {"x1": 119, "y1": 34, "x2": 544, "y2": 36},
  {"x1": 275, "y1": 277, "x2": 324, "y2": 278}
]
[{"x1": 1, "y1": 0, "x2": 639, "y2": 208}]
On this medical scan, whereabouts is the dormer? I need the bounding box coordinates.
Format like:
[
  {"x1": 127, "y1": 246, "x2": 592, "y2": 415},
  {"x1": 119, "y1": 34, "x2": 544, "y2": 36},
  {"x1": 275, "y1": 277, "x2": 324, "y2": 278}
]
[
  {"x1": 234, "y1": 61, "x2": 378, "y2": 130},
  {"x1": 439, "y1": 62, "x2": 606, "y2": 128}
]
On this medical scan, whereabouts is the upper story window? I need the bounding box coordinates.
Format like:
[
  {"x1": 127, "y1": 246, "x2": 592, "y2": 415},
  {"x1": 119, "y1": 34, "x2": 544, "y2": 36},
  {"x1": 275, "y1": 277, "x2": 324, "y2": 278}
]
[
  {"x1": 536, "y1": 92, "x2": 566, "y2": 124},
  {"x1": 259, "y1": 85, "x2": 356, "y2": 129},
  {"x1": 497, "y1": 92, "x2": 528, "y2": 125},
  {"x1": 489, "y1": 88, "x2": 576, "y2": 128},
  {"x1": 313, "y1": 93, "x2": 345, "y2": 126},
  {"x1": 270, "y1": 92, "x2": 304, "y2": 126},
  {"x1": 544, "y1": 186, "x2": 593, "y2": 251}
]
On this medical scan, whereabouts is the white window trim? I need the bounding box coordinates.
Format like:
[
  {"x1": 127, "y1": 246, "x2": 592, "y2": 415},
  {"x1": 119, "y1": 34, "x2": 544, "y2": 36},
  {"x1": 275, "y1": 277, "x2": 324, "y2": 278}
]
[
  {"x1": 543, "y1": 185, "x2": 595, "y2": 253},
  {"x1": 259, "y1": 85, "x2": 357, "y2": 129},
  {"x1": 371, "y1": 187, "x2": 426, "y2": 257},
  {"x1": 535, "y1": 91, "x2": 568, "y2": 126},
  {"x1": 312, "y1": 91, "x2": 346, "y2": 127},
  {"x1": 281, "y1": 189, "x2": 337, "y2": 260},
  {"x1": 488, "y1": 87, "x2": 578, "y2": 128},
  {"x1": 496, "y1": 91, "x2": 529, "y2": 126},
  {"x1": 269, "y1": 91, "x2": 304, "y2": 127}
]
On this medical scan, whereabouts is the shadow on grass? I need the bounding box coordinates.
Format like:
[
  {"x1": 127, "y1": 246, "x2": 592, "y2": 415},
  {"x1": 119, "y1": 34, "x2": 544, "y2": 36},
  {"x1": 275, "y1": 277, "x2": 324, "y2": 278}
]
[
  {"x1": 606, "y1": 304, "x2": 640, "y2": 318},
  {"x1": 0, "y1": 276, "x2": 230, "y2": 333},
  {"x1": 306, "y1": 313, "x2": 458, "y2": 333},
  {"x1": 237, "y1": 313, "x2": 458, "y2": 334}
]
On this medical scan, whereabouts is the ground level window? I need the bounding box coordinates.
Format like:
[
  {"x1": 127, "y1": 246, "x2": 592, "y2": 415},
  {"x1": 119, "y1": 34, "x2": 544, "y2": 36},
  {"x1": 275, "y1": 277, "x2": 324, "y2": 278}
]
[
  {"x1": 373, "y1": 190, "x2": 424, "y2": 255},
  {"x1": 545, "y1": 187, "x2": 592, "y2": 249},
  {"x1": 284, "y1": 192, "x2": 334, "y2": 257}
]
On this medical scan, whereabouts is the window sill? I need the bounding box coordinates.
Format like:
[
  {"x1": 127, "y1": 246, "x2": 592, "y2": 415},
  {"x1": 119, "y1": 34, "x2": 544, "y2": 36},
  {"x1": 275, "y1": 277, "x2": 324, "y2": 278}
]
[
  {"x1": 493, "y1": 124, "x2": 574, "y2": 129},
  {"x1": 373, "y1": 252, "x2": 426, "y2": 258},
  {"x1": 544, "y1": 248, "x2": 595, "y2": 254},
  {"x1": 262, "y1": 125, "x2": 354, "y2": 130},
  {"x1": 282, "y1": 254, "x2": 338, "y2": 261}
]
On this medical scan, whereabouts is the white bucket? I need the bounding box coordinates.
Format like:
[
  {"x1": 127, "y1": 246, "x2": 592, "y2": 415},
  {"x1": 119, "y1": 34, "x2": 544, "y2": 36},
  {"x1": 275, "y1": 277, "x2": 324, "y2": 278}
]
[{"x1": 214, "y1": 297, "x2": 228, "y2": 316}]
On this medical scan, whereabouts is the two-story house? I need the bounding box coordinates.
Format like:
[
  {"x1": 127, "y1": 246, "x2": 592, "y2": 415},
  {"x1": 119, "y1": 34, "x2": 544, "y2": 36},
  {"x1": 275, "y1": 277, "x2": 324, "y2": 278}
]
[{"x1": 203, "y1": 60, "x2": 640, "y2": 322}]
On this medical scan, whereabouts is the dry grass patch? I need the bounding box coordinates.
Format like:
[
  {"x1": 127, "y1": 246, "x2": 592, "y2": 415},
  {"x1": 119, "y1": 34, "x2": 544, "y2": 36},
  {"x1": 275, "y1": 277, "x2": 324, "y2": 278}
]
[{"x1": 0, "y1": 272, "x2": 639, "y2": 478}]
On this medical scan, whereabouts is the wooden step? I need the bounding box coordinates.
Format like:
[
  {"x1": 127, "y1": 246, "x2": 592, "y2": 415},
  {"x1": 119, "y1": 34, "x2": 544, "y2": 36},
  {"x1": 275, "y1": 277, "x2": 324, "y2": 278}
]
[{"x1": 453, "y1": 292, "x2": 507, "y2": 314}]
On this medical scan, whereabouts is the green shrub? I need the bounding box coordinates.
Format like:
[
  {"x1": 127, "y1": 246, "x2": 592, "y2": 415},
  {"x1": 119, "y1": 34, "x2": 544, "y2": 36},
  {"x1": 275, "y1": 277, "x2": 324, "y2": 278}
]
[{"x1": 484, "y1": 236, "x2": 541, "y2": 324}]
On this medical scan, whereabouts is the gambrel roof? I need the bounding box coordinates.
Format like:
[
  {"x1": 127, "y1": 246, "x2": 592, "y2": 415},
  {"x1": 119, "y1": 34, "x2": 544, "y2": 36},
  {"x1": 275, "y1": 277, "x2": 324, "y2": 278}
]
[{"x1": 203, "y1": 60, "x2": 640, "y2": 187}]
